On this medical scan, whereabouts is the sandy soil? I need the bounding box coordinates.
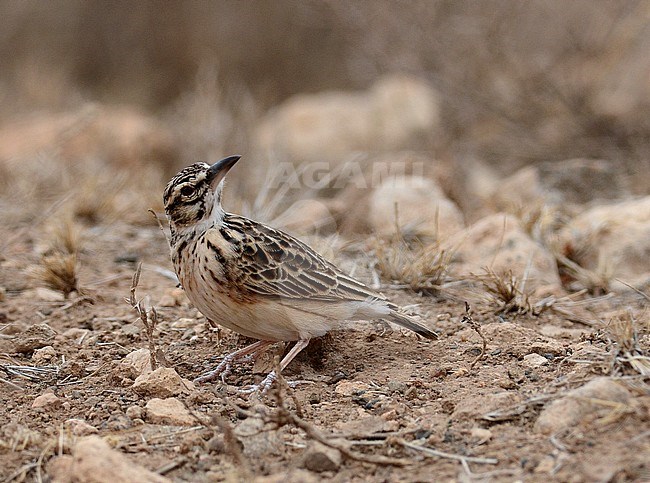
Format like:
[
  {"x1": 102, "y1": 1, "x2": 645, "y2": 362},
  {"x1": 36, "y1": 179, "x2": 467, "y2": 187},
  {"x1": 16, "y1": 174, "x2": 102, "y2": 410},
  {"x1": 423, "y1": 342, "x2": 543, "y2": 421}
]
[{"x1": 1, "y1": 222, "x2": 648, "y2": 482}]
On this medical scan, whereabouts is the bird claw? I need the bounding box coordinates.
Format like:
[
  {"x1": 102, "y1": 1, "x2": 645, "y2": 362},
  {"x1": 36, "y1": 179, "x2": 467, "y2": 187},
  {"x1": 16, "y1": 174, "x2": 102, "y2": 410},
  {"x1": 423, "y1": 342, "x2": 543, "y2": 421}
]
[
  {"x1": 237, "y1": 371, "x2": 313, "y2": 395},
  {"x1": 238, "y1": 371, "x2": 277, "y2": 394},
  {"x1": 193, "y1": 356, "x2": 234, "y2": 384}
]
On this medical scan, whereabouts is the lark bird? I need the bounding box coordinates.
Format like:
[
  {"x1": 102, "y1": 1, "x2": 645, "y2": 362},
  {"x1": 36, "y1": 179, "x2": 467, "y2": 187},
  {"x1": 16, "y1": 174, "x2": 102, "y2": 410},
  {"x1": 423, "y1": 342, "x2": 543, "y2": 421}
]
[{"x1": 164, "y1": 155, "x2": 437, "y2": 391}]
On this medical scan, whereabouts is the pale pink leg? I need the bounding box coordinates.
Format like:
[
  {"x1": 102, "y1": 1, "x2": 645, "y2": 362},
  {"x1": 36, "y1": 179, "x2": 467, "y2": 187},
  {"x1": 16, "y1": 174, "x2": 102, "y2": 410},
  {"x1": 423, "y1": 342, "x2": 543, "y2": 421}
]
[
  {"x1": 240, "y1": 339, "x2": 311, "y2": 394},
  {"x1": 194, "y1": 340, "x2": 274, "y2": 383}
]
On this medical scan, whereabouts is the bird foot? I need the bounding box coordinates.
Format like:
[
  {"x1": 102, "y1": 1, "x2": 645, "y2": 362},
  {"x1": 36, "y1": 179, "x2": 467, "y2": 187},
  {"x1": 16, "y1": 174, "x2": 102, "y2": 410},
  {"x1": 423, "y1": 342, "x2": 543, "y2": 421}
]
[
  {"x1": 237, "y1": 371, "x2": 313, "y2": 395},
  {"x1": 193, "y1": 355, "x2": 234, "y2": 384}
]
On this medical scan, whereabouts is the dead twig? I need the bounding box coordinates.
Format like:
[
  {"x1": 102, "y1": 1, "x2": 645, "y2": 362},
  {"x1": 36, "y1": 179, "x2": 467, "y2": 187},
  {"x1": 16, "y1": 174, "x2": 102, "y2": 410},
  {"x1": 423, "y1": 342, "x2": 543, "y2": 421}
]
[
  {"x1": 149, "y1": 209, "x2": 171, "y2": 247},
  {"x1": 155, "y1": 458, "x2": 187, "y2": 475},
  {"x1": 3, "y1": 462, "x2": 38, "y2": 483},
  {"x1": 0, "y1": 377, "x2": 24, "y2": 391},
  {"x1": 125, "y1": 263, "x2": 160, "y2": 371},
  {"x1": 397, "y1": 439, "x2": 498, "y2": 465},
  {"x1": 461, "y1": 302, "x2": 486, "y2": 371},
  {"x1": 2, "y1": 365, "x2": 59, "y2": 382},
  {"x1": 281, "y1": 407, "x2": 409, "y2": 466},
  {"x1": 482, "y1": 394, "x2": 556, "y2": 422},
  {"x1": 239, "y1": 369, "x2": 410, "y2": 467}
]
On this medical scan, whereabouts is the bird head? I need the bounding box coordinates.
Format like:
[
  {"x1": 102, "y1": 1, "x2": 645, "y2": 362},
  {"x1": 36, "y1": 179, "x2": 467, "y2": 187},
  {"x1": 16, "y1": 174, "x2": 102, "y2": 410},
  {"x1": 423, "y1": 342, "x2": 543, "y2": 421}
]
[{"x1": 163, "y1": 155, "x2": 240, "y2": 230}]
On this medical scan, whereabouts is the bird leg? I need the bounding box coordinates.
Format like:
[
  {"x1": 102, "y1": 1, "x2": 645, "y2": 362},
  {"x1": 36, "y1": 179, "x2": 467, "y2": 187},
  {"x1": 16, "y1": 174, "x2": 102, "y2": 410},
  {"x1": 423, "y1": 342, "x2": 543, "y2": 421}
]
[
  {"x1": 239, "y1": 338, "x2": 311, "y2": 394},
  {"x1": 194, "y1": 340, "x2": 274, "y2": 383}
]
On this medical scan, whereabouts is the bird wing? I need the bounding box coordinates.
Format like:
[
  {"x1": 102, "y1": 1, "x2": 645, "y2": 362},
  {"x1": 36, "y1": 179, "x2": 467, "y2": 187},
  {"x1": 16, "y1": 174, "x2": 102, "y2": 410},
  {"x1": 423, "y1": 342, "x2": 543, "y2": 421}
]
[{"x1": 221, "y1": 214, "x2": 382, "y2": 302}]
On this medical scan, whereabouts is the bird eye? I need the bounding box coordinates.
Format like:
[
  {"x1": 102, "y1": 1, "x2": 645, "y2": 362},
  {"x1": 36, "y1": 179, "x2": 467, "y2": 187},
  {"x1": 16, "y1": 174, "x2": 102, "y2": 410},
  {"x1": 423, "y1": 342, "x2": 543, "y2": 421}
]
[{"x1": 180, "y1": 186, "x2": 195, "y2": 197}]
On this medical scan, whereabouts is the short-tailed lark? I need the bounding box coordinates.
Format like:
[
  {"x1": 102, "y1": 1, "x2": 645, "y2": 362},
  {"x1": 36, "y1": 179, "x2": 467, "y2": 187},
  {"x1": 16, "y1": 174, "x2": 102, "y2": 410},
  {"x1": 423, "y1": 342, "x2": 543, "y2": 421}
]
[{"x1": 164, "y1": 155, "x2": 436, "y2": 391}]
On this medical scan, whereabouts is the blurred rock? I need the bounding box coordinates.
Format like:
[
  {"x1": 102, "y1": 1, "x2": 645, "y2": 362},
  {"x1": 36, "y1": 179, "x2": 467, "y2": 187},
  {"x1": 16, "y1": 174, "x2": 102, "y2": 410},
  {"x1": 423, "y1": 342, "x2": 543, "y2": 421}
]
[
  {"x1": 125, "y1": 405, "x2": 144, "y2": 420},
  {"x1": 535, "y1": 377, "x2": 632, "y2": 434},
  {"x1": 32, "y1": 345, "x2": 57, "y2": 364},
  {"x1": 456, "y1": 322, "x2": 565, "y2": 361},
  {"x1": 117, "y1": 348, "x2": 154, "y2": 379},
  {"x1": 336, "y1": 415, "x2": 393, "y2": 436},
  {"x1": 132, "y1": 367, "x2": 194, "y2": 398},
  {"x1": 522, "y1": 353, "x2": 548, "y2": 369},
  {"x1": 539, "y1": 325, "x2": 587, "y2": 340},
  {"x1": 32, "y1": 392, "x2": 62, "y2": 409},
  {"x1": 272, "y1": 199, "x2": 337, "y2": 234},
  {"x1": 451, "y1": 157, "x2": 501, "y2": 220},
  {"x1": 254, "y1": 470, "x2": 319, "y2": 483},
  {"x1": 558, "y1": 196, "x2": 650, "y2": 290},
  {"x1": 145, "y1": 397, "x2": 195, "y2": 426},
  {"x1": 158, "y1": 287, "x2": 187, "y2": 307},
  {"x1": 494, "y1": 159, "x2": 628, "y2": 210},
  {"x1": 255, "y1": 75, "x2": 440, "y2": 163},
  {"x1": 335, "y1": 152, "x2": 445, "y2": 234},
  {"x1": 444, "y1": 214, "x2": 561, "y2": 289},
  {"x1": 64, "y1": 419, "x2": 98, "y2": 436},
  {"x1": 234, "y1": 415, "x2": 282, "y2": 459},
  {"x1": 33, "y1": 287, "x2": 66, "y2": 302},
  {"x1": 49, "y1": 435, "x2": 170, "y2": 483},
  {"x1": 334, "y1": 380, "x2": 370, "y2": 396},
  {"x1": 469, "y1": 427, "x2": 492, "y2": 444},
  {"x1": 0, "y1": 104, "x2": 178, "y2": 169},
  {"x1": 452, "y1": 392, "x2": 520, "y2": 420},
  {"x1": 62, "y1": 328, "x2": 90, "y2": 342},
  {"x1": 12, "y1": 323, "x2": 57, "y2": 353},
  {"x1": 301, "y1": 441, "x2": 342, "y2": 472},
  {"x1": 368, "y1": 175, "x2": 464, "y2": 239}
]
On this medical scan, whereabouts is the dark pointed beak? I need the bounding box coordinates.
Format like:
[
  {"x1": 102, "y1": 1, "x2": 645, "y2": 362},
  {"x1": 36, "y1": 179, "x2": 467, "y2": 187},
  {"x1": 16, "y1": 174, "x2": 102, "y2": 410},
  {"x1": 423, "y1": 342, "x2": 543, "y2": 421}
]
[{"x1": 206, "y1": 155, "x2": 241, "y2": 189}]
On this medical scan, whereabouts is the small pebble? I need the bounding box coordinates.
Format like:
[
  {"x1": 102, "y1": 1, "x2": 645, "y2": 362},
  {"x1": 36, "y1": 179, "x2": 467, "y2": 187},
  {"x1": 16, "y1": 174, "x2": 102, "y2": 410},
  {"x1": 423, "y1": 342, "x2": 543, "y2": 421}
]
[
  {"x1": 302, "y1": 441, "x2": 342, "y2": 472},
  {"x1": 32, "y1": 392, "x2": 62, "y2": 409}
]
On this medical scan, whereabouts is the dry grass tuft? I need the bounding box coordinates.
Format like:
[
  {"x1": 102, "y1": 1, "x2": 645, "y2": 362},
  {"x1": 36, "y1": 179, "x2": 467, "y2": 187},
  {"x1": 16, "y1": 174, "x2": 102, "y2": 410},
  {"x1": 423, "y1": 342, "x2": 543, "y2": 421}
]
[
  {"x1": 553, "y1": 249, "x2": 613, "y2": 296},
  {"x1": 34, "y1": 217, "x2": 82, "y2": 297},
  {"x1": 371, "y1": 236, "x2": 453, "y2": 295},
  {"x1": 474, "y1": 267, "x2": 537, "y2": 316},
  {"x1": 606, "y1": 312, "x2": 650, "y2": 376},
  {"x1": 511, "y1": 202, "x2": 564, "y2": 245},
  {"x1": 544, "y1": 220, "x2": 614, "y2": 295},
  {"x1": 48, "y1": 216, "x2": 82, "y2": 255},
  {"x1": 71, "y1": 173, "x2": 124, "y2": 224},
  {"x1": 38, "y1": 252, "x2": 78, "y2": 298}
]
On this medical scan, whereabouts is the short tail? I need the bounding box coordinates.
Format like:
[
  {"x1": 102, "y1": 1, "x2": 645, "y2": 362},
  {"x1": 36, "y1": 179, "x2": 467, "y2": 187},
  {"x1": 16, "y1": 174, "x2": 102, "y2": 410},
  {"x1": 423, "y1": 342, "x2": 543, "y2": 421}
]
[{"x1": 388, "y1": 309, "x2": 438, "y2": 340}]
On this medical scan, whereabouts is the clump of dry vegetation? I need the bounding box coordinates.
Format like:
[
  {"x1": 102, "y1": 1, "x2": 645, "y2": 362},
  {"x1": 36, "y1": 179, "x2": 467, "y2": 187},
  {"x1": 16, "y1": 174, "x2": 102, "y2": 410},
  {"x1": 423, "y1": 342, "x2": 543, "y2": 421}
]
[
  {"x1": 37, "y1": 252, "x2": 78, "y2": 298},
  {"x1": 511, "y1": 202, "x2": 564, "y2": 245},
  {"x1": 606, "y1": 312, "x2": 650, "y2": 376},
  {"x1": 474, "y1": 267, "x2": 536, "y2": 316},
  {"x1": 33, "y1": 217, "x2": 82, "y2": 297},
  {"x1": 551, "y1": 240, "x2": 614, "y2": 295},
  {"x1": 509, "y1": 202, "x2": 615, "y2": 295},
  {"x1": 371, "y1": 203, "x2": 455, "y2": 294},
  {"x1": 371, "y1": 236, "x2": 453, "y2": 295}
]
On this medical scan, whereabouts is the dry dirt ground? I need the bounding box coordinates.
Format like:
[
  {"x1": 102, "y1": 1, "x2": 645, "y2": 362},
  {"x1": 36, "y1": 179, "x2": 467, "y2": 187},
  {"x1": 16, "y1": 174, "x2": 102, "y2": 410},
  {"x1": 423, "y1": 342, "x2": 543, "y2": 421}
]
[{"x1": 1, "y1": 221, "x2": 649, "y2": 482}]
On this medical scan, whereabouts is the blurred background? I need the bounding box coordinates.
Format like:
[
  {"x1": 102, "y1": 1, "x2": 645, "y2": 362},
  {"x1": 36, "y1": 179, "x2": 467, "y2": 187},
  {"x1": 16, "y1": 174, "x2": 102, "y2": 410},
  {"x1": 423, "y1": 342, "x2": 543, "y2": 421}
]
[{"x1": 1, "y1": 0, "x2": 649, "y2": 229}]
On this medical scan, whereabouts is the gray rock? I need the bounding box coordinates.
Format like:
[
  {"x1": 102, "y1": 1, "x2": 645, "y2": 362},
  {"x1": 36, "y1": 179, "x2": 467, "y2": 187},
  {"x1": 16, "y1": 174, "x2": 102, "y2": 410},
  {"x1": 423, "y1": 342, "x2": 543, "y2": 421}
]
[
  {"x1": 255, "y1": 75, "x2": 440, "y2": 164},
  {"x1": 234, "y1": 416, "x2": 282, "y2": 459},
  {"x1": 443, "y1": 214, "x2": 562, "y2": 290},
  {"x1": 302, "y1": 441, "x2": 342, "y2": 472},
  {"x1": 535, "y1": 377, "x2": 632, "y2": 434},
  {"x1": 558, "y1": 196, "x2": 650, "y2": 290},
  {"x1": 145, "y1": 397, "x2": 195, "y2": 426},
  {"x1": 48, "y1": 435, "x2": 170, "y2": 483},
  {"x1": 132, "y1": 367, "x2": 194, "y2": 398}
]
